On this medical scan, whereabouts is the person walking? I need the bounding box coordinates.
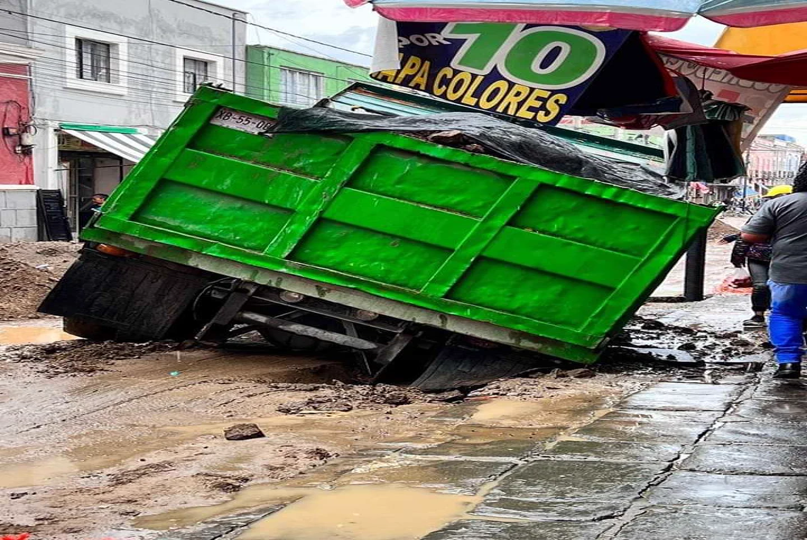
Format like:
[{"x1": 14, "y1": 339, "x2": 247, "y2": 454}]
[
  {"x1": 722, "y1": 185, "x2": 793, "y2": 329},
  {"x1": 742, "y1": 168, "x2": 807, "y2": 379}
]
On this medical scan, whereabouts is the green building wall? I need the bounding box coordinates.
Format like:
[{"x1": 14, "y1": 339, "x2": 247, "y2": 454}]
[{"x1": 246, "y1": 46, "x2": 374, "y2": 106}]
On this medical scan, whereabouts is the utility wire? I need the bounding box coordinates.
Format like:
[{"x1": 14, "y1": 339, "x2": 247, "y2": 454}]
[
  {"x1": 1, "y1": 7, "x2": 373, "y2": 77},
  {"x1": 30, "y1": 68, "x2": 329, "y2": 113},
  {"x1": 0, "y1": 16, "x2": 372, "y2": 84},
  {"x1": 162, "y1": 0, "x2": 372, "y2": 58},
  {"x1": 0, "y1": 9, "x2": 380, "y2": 124},
  {"x1": 0, "y1": 27, "x2": 374, "y2": 111},
  {"x1": 30, "y1": 54, "x2": 359, "y2": 109},
  {"x1": 0, "y1": 28, "x2": 370, "y2": 89}
]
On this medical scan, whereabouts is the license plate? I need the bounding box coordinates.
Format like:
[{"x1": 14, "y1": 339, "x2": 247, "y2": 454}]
[{"x1": 210, "y1": 107, "x2": 275, "y2": 135}]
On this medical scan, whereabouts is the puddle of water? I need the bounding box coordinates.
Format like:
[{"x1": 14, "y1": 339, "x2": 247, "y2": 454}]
[
  {"x1": 135, "y1": 485, "x2": 308, "y2": 530},
  {"x1": 0, "y1": 456, "x2": 78, "y2": 488},
  {"x1": 469, "y1": 397, "x2": 613, "y2": 428},
  {"x1": 471, "y1": 400, "x2": 548, "y2": 424},
  {"x1": 450, "y1": 425, "x2": 560, "y2": 444},
  {"x1": 0, "y1": 422, "x2": 275, "y2": 490},
  {"x1": 237, "y1": 484, "x2": 476, "y2": 540},
  {"x1": 0, "y1": 412, "x2": 383, "y2": 490},
  {"x1": 137, "y1": 482, "x2": 476, "y2": 538},
  {"x1": 0, "y1": 326, "x2": 77, "y2": 345}
]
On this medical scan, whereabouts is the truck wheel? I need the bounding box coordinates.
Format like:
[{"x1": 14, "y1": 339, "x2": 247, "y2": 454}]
[{"x1": 63, "y1": 317, "x2": 117, "y2": 341}]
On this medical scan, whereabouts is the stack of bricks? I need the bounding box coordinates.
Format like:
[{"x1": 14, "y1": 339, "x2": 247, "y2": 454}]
[{"x1": 0, "y1": 185, "x2": 38, "y2": 242}]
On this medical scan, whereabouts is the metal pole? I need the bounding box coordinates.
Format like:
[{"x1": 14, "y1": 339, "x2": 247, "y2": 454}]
[
  {"x1": 741, "y1": 149, "x2": 751, "y2": 213},
  {"x1": 684, "y1": 228, "x2": 708, "y2": 302},
  {"x1": 741, "y1": 174, "x2": 747, "y2": 213},
  {"x1": 232, "y1": 12, "x2": 238, "y2": 92}
]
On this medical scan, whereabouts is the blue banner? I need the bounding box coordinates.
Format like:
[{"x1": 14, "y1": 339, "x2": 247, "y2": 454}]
[{"x1": 373, "y1": 23, "x2": 633, "y2": 125}]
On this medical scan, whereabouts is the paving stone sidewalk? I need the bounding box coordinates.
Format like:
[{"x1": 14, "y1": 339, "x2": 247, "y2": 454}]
[
  {"x1": 157, "y1": 372, "x2": 807, "y2": 540},
  {"x1": 424, "y1": 376, "x2": 807, "y2": 540},
  {"x1": 152, "y1": 297, "x2": 807, "y2": 540}
]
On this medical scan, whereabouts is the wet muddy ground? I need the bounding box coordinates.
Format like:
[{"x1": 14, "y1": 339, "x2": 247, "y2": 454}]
[
  {"x1": 3, "y1": 225, "x2": 802, "y2": 540},
  {"x1": 0, "y1": 327, "x2": 635, "y2": 539},
  {"x1": 0, "y1": 294, "x2": 781, "y2": 540}
]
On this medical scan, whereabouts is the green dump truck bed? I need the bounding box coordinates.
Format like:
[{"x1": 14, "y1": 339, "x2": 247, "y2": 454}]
[{"x1": 80, "y1": 86, "x2": 718, "y2": 364}]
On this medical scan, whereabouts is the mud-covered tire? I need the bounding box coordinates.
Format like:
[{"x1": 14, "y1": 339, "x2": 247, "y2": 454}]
[{"x1": 63, "y1": 317, "x2": 117, "y2": 341}]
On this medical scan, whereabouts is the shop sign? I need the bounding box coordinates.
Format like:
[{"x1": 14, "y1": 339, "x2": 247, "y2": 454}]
[{"x1": 373, "y1": 23, "x2": 632, "y2": 125}]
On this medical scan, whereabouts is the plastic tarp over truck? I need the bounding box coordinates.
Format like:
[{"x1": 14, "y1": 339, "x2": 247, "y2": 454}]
[{"x1": 80, "y1": 87, "x2": 718, "y2": 364}]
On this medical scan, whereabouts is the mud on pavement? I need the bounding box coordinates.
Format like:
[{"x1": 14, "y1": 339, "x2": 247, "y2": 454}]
[
  {"x1": 0, "y1": 297, "x2": 770, "y2": 540},
  {"x1": 0, "y1": 242, "x2": 80, "y2": 321},
  {"x1": 0, "y1": 232, "x2": 775, "y2": 539}
]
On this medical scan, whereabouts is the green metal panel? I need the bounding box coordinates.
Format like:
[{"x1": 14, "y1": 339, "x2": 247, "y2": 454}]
[{"x1": 84, "y1": 87, "x2": 719, "y2": 364}]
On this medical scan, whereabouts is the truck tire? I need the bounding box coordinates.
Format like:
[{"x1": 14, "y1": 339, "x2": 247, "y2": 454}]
[{"x1": 63, "y1": 317, "x2": 117, "y2": 341}]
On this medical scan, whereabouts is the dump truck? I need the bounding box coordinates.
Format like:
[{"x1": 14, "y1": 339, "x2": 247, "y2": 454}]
[{"x1": 40, "y1": 86, "x2": 719, "y2": 389}]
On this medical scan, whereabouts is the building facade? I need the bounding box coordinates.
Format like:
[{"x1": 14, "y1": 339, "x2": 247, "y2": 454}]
[
  {"x1": 746, "y1": 134, "x2": 805, "y2": 193},
  {"x1": 0, "y1": 0, "x2": 247, "y2": 230},
  {"x1": 0, "y1": 11, "x2": 45, "y2": 240},
  {"x1": 245, "y1": 46, "x2": 373, "y2": 108}
]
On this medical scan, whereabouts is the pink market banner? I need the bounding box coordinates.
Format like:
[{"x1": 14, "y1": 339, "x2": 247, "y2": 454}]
[{"x1": 346, "y1": 0, "x2": 807, "y2": 32}]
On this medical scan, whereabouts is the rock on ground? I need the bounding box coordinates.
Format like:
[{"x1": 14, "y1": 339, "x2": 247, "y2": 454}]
[{"x1": 224, "y1": 423, "x2": 266, "y2": 441}]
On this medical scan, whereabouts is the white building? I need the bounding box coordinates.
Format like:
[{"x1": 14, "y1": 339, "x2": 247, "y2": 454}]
[
  {"x1": 0, "y1": 0, "x2": 247, "y2": 228},
  {"x1": 746, "y1": 134, "x2": 805, "y2": 194}
]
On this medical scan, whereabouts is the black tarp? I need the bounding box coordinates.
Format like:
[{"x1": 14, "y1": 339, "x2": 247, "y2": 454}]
[{"x1": 271, "y1": 107, "x2": 684, "y2": 199}]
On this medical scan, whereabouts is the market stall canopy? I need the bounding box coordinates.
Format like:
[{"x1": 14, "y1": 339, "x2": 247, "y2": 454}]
[
  {"x1": 345, "y1": 0, "x2": 807, "y2": 32},
  {"x1": 643, "y1": 35, "x2": 804, "y2": 149},
  {"x1": 716, "y1": 22, "x2": 807, "y2": 102},
  {"x1": 646, "y1": 35, "x2": 807, "y2": 87}
]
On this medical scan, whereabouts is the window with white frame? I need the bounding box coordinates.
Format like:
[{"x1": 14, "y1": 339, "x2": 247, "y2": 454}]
[
  {"x1": 183, "y1": 57, "x2": 210, "y2": 93},
  {"x1": 64, "y1": 26, "x2": 127, "y2": 95},
  {"x1": 280, "y1": 68, "x2": 323, "y2": 107},
  {"x1": 175, "y1": 49, "x2": 222, "y2": 101},
  {"x1": 76, "y1": 39, "x2": 110, "y2": 82}
]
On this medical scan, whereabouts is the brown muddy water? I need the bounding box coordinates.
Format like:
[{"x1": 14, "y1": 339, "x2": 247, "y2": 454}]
[
  {"x1": 129, "y1": 394, "x2": 619, "y2": 538},
  {"x1": 135, "y1": 484, "x2": 479, "y2": 539},
  {"x1": 0, "y1": 334, "x2": 634, "y2": 539},
  {"x1": 0, "y1": 325, "x2": 77, "y2": 345},
  {"x1": 238, "y1": 484, "x2": 477, "y2": 540}
]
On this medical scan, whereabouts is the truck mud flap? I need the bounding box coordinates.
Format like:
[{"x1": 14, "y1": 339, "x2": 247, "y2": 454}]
[
  {"x1": 38, "y1": 249, "x2": 214, "y2": 341},
  {"x1": 412, "y1": 341, "x2": 542, "y2": 392}
]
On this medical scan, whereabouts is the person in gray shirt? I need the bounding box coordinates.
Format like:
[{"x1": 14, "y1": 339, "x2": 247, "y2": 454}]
[{"x1": 742, "y1": 165, "x2": 807, "y2": 379}]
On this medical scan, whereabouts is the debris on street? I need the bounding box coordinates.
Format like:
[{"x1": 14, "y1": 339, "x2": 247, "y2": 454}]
[
  {"x1": 0, "y1": 242, "x2": 78, "y2": 321},
  {"x1": 0, "y1": 204, "x2": 795, "y2": 540},
  {"x1": 224, "y1": 424, "x2": 266, "y2": 441},
  {"x1": 4, "y1": 0, "x2": 807, "y2": 538}
]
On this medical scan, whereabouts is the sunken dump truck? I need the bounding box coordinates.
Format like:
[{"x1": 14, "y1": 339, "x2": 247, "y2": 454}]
[{"x1": 40, "y1": 86, "x2": 719, "y2": 389}]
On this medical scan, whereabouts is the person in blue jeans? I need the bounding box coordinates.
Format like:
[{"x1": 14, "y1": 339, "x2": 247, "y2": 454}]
[
  {"x1": 742, "y1": 167, "x2": 807, "y2": 379},
  {"x1": 722, "y1": 185, "x2": 793, "y2": 328}
]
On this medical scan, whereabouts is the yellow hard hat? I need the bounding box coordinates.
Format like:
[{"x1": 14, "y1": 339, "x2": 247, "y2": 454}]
[{"x1": 764, "y1": 185, "x2": 794, "y2": 198}]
